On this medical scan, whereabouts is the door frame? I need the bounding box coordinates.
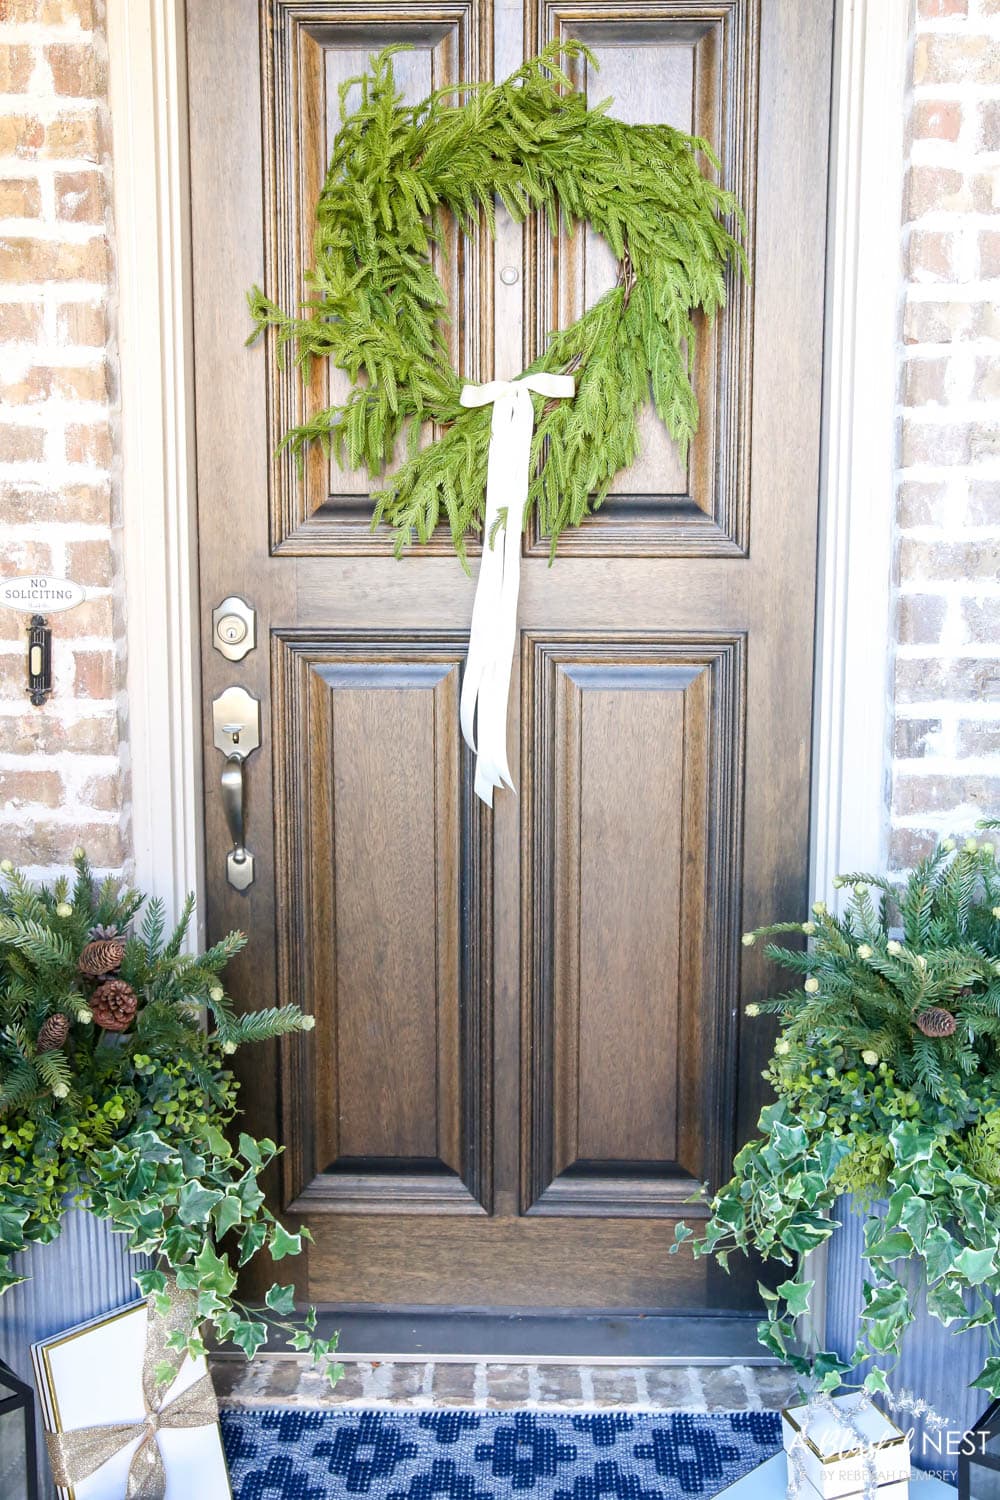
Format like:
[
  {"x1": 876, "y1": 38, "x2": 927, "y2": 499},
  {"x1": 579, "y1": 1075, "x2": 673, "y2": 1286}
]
[{"x1": 108, "y1": 0, "x2": 908, "y2": 1285}]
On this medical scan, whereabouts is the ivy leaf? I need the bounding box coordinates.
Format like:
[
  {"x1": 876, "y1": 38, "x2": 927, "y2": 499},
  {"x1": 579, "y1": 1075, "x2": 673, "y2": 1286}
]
[
  {"x1": 212, "y1": 1195, "x2": 243, "y2": 1239},
  {"x1": 923, "y1": 1227, "x2": 958, "y2": 1283},
  {"x1": 191, "y1": 1241, "x2": 237, "y2": 1298},
  {"x1": 952, "y1": 1247, "x2": 995, "y2": 1285},
  {"x1": 177, "y1": 1181, "x2": 224, "y2": 1227},
  {"x1": 233, "y1": 1321, "x2": 269, "y2": 1359},
  {"x1": 864, "y1": 1367, "x2": 892, "y2": 1397},
  {"x1": 237, "y1": 1221, "x2": 268, "y2": 1267},
  {"x1": 776, "y1": 1278, "x2": 814, "y2": 1319},
  {"x1": 270, "y1": 1224, "x2": 303, "y2": 1261},
  {"x1": 265, "y1": 1283, "x2": 297, "y2": 1315},
  {"x1": 972, "y1": 1358, "x2": 1000, "y2": 1393}
]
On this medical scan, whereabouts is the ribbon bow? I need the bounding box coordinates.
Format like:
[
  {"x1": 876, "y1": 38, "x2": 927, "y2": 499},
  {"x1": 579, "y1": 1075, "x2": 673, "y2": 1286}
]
[
  {"x1": 46, "y1": 1279, "x2": 220, "y2": 1500},
  {"x1": 459, "y1": 373, "x2": 575, "y2": 805}
]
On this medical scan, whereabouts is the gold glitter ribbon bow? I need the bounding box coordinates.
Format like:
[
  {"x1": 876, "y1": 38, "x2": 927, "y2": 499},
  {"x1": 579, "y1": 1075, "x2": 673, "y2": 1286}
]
[{"x1": 45, "y1": 1279, "x2": 220, "y2": 1500}]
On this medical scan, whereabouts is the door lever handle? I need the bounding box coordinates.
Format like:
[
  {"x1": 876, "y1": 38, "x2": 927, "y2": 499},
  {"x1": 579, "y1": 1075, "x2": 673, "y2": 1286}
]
[
  {"x1": 221, "y1": 754, "x2": 250, "y2": 880},
  {"x1": 212, "y1": 686, "x2": 261, "y2": 892}
]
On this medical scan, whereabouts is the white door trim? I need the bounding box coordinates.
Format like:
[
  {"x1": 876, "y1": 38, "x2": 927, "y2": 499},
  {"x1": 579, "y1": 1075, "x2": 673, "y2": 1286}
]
[
  {"x1": 107, "y1": 0, "x2": 204, "y2": 935},
  {"x1": 109, "y1": 0, "x2": 906, "y2": 927}
]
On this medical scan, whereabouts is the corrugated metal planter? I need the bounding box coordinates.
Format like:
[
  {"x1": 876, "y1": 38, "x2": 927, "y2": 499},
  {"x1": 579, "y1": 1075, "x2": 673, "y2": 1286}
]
[
  {"x1": 826, "y1": 1193, "x2": 995, "y2": 1478},
  {"x1": 0, "y1": 1207, "x2": 150, "y2": 1500}
]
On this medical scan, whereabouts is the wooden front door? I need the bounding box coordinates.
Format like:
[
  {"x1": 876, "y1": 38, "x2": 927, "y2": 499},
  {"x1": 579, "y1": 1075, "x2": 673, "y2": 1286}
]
[{"x1": 188, "y1": 0, "x2": 832, "y2": 1330}]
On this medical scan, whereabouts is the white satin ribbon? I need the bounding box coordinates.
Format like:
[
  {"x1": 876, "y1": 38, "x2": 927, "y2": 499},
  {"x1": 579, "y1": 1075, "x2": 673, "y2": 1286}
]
[{"x1": 459, "y1": 373, "x2": 575, "y2": 806}]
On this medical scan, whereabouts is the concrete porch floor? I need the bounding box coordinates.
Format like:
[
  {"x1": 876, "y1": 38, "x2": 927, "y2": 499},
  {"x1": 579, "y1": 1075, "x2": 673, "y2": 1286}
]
[{"x1": 210, "y1": 1357, "x2": 801, "y2": 1412}]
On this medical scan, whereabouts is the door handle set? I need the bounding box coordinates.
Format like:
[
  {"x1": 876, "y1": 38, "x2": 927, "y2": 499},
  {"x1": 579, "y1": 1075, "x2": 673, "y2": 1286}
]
[{"x1": 212, "y1": 665, "x2": 261, "y2": 893}]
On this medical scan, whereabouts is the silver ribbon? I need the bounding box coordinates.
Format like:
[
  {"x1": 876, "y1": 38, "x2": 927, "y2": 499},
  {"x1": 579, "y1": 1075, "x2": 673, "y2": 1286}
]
[{"x1": 459, "y1": 374, "x2": 575, "y2": 806}]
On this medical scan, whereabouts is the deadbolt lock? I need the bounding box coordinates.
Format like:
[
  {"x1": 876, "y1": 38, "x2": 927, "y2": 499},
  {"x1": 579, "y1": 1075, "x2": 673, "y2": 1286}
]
[{"x1": 212, "y1": 595, "x2": 256, "y2": 662}]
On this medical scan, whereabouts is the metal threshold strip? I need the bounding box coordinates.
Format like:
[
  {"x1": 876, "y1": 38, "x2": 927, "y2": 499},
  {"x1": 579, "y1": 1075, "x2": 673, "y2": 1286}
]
[{"x1": 303, "y1": 1308, "x2": 780, "y2": 1365}]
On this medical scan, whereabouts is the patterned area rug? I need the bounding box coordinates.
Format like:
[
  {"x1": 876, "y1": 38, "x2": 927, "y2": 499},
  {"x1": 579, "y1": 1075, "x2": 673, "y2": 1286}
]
[{"x1": 220, "y1": 1406, "x2": 781, "y2": 1499}]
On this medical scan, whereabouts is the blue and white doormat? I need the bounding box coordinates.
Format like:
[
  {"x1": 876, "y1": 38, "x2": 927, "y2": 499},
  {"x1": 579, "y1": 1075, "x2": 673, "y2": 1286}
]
[{"x1": 220, "y1": 1407, "x2": 781, "y2": 1499}]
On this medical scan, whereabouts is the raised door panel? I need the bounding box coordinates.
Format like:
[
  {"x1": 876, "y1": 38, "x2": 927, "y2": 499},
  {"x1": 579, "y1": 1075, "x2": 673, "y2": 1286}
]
[
  {"x1": 525, "y1": 0, "x2": 757, "y2": 555},
  {"x1": 262, "y1": 2, "x2": 492, "y2": 553},
  {"x1": 273, "y1": 633, "x2": 491, "y2": 1214},
  {"x1": 522, "y1": 635, "x2": 745, "y2": 1215}
]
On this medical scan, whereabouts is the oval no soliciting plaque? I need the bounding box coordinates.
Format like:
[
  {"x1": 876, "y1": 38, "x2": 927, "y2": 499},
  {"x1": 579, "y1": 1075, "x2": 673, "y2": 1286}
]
[{"x1": 0, "y1": 576, "x2": 85, "y2": 614}]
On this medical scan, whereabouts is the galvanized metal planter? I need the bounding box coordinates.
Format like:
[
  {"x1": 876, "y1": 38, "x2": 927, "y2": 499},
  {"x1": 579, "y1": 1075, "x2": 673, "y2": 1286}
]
[
  {"x1": 0, "y1": 1208, "x2": 149, "y2": 1500},
  {"x1": 825, "y1": 1193, "x2": 995, "y2": 1478}
]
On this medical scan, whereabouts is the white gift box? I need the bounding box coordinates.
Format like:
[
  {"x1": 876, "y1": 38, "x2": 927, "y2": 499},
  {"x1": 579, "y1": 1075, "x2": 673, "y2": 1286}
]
[
  {"x1": 31, "y1": 1297, "x2": 231, "y2": 1500},
  {"x1": 782, "y1": 1395, "x2": 911, "y2": 1500}
]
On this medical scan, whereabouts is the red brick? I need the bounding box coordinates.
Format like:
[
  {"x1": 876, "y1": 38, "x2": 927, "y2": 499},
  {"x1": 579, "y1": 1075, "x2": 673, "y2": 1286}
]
[
  {"x1": 0, "y1": 424, "x2": 44, "y2": 462},
  {"x1": 65, "y1": 538, "x2": 113, "y2": 588},
  {"x1": 912, "y1": 100, "x2": 961, "y2": 142},
  {"x1": 894, "y1": 775, "x2": 1000, "y2": 817},
  {"x1": 957, "y1": 721, "x2": 1000, "y2": 757},
  {"x1": 0, "y1": 0, "x2": 95, "y2": 19},
  {"x1": 0, "y1": 769, "x2": 64, "y2": 810},
  {"x1": 72, "y1": 649, "x2": 114, "y2": 698},
  {"x1": 968, "y1": 481, "x2": 1000, "y2": 524},
  {"x1": 908, "y1": 231, "x2": 954, "y2": 284},
  {"x1": 79, "y1": 773, "x2": 121, "y2": 813},
  {"x1": 0, "y1": 177, "x2": 42, "y2": 219},
  {"x1": 45, "y1": 43, "x2": 103, "y2": 99},
  {"x1": 888, "y1": 828, "x2": 940, "y2": 872},
  {"x1": 41, "y1": 109, "x2": 102, "y2": 162},
  {"x1": 0, "y1": 366, "x2": 51, "y2": 404},
  {"x1": 0, "y1": 44, "x2": 33, "y2": 93},
  {"x1": 0, "y1": 822, "x2": 123, "y2": 871},
  {"x1": 895, "y1": 657, "x2": 1000, "y2": 702},
  {"x1": 0, "y1": 301, "x2": 42, "y2": 341},
  {"x1": 56, "y1": 300, "x2": 106, "y2": 346},
  {"x1": 980, "y1": 232, "x2": 1000, "y2": 280},
  {"x1": 0, "y1": 537, "x2": 52, "y2": 576},
  {"x1": 907, "y1": 166, "x2": 970, "y2": 219},
  {"x1": 65, "y1": 421, "x2": 111, "y2": 467},
  {"x1": 894, "y1": 717, "x2": 943, "y2": 758},
  {"x1": 51, "y1": 362, "x2": 107, "y2": 401},
  {"x1": 0, "y1": 116, "x2": 45, "y2": 159},
  {"x1": 902, "y1": 357, "x2": 950, "y2": 407},
  {"x1": 54, "y1": 169, "x2": 104, "y2": 224},
  {"x1": 896, "y1": 595, "x2": 948, "y2": 646},
  {"x1": 980, "y1": 101, "x2": 1000, "y2": 153},
  {"x1": 0, "y1": 481, "x2": 111, "y2": 524},
  {"x1": 0, "y1": 236, "x2": 109, "y2": 284},
  {"x1": 914, "y1": 35, "x2": 998, "y2": 87},
  {"x1": 903, "y1": 299, "x2": 976, "y2": 344},
  {"x1": 897, "y1": 481, "x2": 947, "y2": 529},
  {"x1": 0, "y1": 711, "x2": 116, "y2": 757},
  {"x1": 918, "y1": 0, "x2": 967, "y2": 13},
  {"x1": 975, "y1": 355, "x2": 1000, "y2": 403},
  {"x1": 962, "y1": 597, "x2": 1000, "y2": 642},
  {"x1": 899, "y1": 538, "x2": 1000, "y2": 582},
  {"x1": 59, "y1": 595, "x2": 112, "y2": 636},
  {"x1": 900, "y1": 419, "x2": 973, "y2": 467}
]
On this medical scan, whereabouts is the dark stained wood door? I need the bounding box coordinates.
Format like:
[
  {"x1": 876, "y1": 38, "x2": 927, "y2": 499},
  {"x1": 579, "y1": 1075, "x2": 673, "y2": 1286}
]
[{"x1": 188, "y1": 0, "x2": 832, "y2": 1323}]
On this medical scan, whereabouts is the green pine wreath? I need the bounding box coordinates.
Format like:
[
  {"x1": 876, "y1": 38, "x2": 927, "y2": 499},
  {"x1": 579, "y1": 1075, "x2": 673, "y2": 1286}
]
[{"x1": 248, "y1": 42, "x2": 748, "y2": 561}]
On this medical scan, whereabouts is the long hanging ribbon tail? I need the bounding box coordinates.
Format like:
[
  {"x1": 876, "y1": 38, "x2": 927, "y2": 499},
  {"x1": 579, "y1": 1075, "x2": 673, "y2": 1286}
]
[{"x1": 459, "y1": 374, "x2": 574, "y2": 806}]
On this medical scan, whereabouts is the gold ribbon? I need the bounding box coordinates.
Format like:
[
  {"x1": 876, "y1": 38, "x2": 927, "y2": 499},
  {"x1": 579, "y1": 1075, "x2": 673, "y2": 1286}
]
[{"x1": 45, "y1": 1279, "x2": 220, "y2": 1500}]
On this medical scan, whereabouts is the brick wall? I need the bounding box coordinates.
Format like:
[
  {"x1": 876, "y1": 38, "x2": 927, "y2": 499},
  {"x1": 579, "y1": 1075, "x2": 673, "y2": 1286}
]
[
  {"x1": 0, "y1": 0, "x2": 996, "y2": 884},
  {"x1": 0, "y1": 0, "x2": 124, "y2": 877},
  {"x1": 893, "y1": 0, "x2": 1000, "y2": 870}
]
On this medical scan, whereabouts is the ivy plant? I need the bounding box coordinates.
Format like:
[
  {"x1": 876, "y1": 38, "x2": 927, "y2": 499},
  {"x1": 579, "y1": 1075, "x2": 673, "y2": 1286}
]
[
  {"x1": 0, "y1": 854, "x2": 342, "y2": 1381},
  {"x1": 673, "y1": 833, "x2": 1000, "y2": 1398}
]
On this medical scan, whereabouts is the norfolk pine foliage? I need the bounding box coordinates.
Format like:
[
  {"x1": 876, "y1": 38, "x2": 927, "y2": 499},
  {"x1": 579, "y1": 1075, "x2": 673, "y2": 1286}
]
[
  {"x1": 673, "y1": 832, "x2": 1000, "y2": 1400},
  {"x1": 248, "y1": 42, "x2": 746, "y2": 560},
  {"x1": 0, "y1": 854, "x2": 342, "y2": 1383}
]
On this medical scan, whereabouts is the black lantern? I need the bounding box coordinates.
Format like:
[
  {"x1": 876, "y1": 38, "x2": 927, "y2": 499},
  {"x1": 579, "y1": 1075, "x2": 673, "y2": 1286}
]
[
  {"x1": 960, "y1": 1401, "x2": 1000, "y2": 1500},
  {"x1": 0, "y1": 1359, "x2": 38, "y2": 1500}
]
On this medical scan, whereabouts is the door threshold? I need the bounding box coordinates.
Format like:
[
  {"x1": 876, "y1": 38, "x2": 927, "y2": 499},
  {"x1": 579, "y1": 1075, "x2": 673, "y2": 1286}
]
[{"x1": 307, "y1": 1308, "x2": 779, "y2": 1364}]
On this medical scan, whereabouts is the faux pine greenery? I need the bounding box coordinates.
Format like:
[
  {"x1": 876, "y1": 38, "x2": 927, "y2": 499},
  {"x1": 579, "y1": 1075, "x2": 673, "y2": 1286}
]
[
  {"x1": 674, "y1": 834, "x2": 1000, "y2": 1399},
  {"x1": 0, "y1": 855, "x2": 341, "y2": 1381},
  {"x1": 248, "y1": 42, "x2": 746, "y2": 560}
]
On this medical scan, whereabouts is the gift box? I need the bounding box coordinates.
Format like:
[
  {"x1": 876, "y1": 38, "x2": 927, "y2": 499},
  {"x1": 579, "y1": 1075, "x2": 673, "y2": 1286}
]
[
  {"x1": 782, "y1": 1395, "x2": 910, "y2": 1500},
  {"x1": 31, "y1": 1287, "x2": 231, "y2": 1500}
]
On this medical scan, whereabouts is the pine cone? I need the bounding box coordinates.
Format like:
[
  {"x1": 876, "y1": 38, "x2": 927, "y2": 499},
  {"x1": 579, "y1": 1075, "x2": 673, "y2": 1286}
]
[
  {"x1": 78, "y1": 937, "x2": 126, "y2": 979},
  {"x1": 88, "y1": 924, "x2": 124, "y2": 942},
  {"x1": 90, "y1": 977, "x2": 138, "y2": 1033},
  {"x1": 37, "y1": 1013, "x2": 70, "y2": 1052},
  {"x1": 915, "y1": 1007, "x2": 957, "y2": 1038}
]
